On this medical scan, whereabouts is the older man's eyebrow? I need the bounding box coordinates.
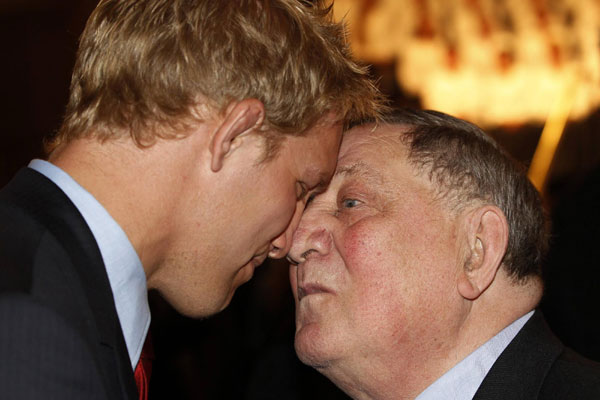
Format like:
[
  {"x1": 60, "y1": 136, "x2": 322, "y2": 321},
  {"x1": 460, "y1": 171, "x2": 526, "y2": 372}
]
[{"x1": 335, "y1": 162, "x2": 385, "y2": 184}]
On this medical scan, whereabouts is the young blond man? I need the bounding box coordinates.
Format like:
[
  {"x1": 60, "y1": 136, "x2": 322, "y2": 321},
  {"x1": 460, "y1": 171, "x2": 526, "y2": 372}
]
[{"x1": 0, "y1": 1, "x2": 381, "y2": 398}]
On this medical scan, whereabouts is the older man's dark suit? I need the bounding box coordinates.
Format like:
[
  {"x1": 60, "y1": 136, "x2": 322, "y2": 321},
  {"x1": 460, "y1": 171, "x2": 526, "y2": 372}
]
[
  {"x1": 474, "y1": 311, "x2": 600, "y2": 399},
  {"x1": 0, "y1": 168, "x2": 138, "y2": 399}
]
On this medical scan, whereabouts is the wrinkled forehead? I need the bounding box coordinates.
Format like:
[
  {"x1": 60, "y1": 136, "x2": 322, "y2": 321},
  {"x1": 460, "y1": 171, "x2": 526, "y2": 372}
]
[
  {"x1": 323, "y1": 123, "x2": 409, "y2": 196},
  {"x1": 338, "y1": 123, "x2": 409, "y2": 167}
]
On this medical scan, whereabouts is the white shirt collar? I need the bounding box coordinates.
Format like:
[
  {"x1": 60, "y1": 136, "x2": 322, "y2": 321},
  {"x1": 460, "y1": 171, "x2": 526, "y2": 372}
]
[
  {"x1": 29, "y1": 159, "x2": 150, "y2": 370},
  {"x1": 416, "y1": 311, "x2": 534, "y2": 400}
]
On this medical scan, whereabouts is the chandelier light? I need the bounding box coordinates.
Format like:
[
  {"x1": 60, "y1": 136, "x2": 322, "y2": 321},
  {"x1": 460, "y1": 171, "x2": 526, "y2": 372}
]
[{"x1": 332, "y1": 0, "x2": 600, "y2": 190}]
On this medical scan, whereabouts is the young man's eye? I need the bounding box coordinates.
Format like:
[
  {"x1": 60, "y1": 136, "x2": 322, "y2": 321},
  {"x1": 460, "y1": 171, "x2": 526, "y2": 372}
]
[{"x1": 296, "y1": 182, "x2": 308, "y2": 200}]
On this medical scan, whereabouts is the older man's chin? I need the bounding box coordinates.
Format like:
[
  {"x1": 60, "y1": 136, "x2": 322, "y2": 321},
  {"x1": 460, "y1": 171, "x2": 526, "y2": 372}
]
[
  {"x1": 295, "y1": 347, "x2": 331, "y2": 371},
  {"x1": 294, "y1": 325, "x2": 338, "y2": 370}
]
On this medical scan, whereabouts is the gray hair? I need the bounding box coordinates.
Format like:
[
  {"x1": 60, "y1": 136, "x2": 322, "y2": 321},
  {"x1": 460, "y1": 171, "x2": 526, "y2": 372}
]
[{"x1": 360, "y1": 108, "x2": 550, "y2": 281}]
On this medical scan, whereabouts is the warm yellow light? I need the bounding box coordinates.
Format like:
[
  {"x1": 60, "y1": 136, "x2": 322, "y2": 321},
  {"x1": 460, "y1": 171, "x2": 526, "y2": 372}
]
[
  {"x1": 331, "y1": 0, "x2": 600, "y2": 128},
  {"x1": 528, "y1": 76, "x2": 578, "y2": 192}
]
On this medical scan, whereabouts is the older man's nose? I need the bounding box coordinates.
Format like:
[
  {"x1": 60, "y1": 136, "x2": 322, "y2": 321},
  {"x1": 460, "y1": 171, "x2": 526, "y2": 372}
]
[{"x1": 288, "y1": 219, "x2": 332, "y2": 264}]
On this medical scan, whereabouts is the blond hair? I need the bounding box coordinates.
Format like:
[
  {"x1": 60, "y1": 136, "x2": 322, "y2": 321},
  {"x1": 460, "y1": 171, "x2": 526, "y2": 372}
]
[{"x1": 48, "y1": 0, "x2": 382, "y2": 155}]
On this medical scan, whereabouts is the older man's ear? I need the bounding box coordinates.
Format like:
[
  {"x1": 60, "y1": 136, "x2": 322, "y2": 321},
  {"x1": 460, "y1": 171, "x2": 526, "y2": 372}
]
[{"x1": 457, "y1": 205, "x2": 509, "y2": 300}]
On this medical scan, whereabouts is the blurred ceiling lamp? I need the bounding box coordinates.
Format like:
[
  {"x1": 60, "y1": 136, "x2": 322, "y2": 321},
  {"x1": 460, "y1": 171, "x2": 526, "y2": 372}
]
[{"x1": 331, "y1": 0, "x2": 600, "y2": 189}]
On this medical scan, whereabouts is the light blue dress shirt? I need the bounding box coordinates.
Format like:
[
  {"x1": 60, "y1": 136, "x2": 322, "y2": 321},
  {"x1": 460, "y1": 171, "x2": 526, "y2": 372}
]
[
  {"x1": 29, "y1": 159, "x2": 150, "y2": 370},
  {"x1": 416, "y1": 311, "x2": 534, "y2": 400}
]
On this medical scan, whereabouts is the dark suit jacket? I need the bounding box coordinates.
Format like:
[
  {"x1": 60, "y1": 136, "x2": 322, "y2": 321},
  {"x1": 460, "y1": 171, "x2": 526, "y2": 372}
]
[
  {"x1": 0, "y1": 168, "x2": 138, "y2": 399},
  {"x1": 474, "y1": 311, "x2": 600, "y2": 399}
]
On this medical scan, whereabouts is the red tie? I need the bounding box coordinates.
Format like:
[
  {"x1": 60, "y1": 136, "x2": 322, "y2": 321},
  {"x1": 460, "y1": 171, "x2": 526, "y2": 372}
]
[{"x1": 134, "y1": 333, "x2": 154, "y2": 400}]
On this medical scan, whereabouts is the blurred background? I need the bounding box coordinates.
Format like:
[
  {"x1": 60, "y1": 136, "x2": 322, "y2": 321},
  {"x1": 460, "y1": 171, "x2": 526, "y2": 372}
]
[{"x1": 1, "y1": 0, "x2": 599, "y2": 398}]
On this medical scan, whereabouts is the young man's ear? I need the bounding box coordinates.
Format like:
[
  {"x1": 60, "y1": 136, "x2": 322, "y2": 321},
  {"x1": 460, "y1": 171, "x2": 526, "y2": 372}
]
[
  {"x1": 457, "y1": 205, "x2": 509, "y2": 300},
  {"x1": 210, "y1": 98, "x2": 265, "y2": 172}
]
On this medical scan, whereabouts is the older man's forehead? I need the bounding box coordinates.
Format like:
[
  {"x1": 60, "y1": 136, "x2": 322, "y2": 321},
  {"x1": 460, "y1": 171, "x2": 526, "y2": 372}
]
[{"x1": 344, "y1": 123, "x2": 407, "y2": 155}]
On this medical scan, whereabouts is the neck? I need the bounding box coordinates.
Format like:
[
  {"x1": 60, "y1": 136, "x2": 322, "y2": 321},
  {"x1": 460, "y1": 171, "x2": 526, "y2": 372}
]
[
  {"x1": 49, "y1": 136, "x2": 193, "y2": 277},
  {"x1": 320, "y1": 320, "x2": 469, "y2": 400}
]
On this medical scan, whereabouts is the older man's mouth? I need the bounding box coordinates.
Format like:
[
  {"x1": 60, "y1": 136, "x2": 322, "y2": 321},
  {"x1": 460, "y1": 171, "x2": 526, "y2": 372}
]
[{"x1": 298, "y1": 283, "x2": 331, "y2": 301}]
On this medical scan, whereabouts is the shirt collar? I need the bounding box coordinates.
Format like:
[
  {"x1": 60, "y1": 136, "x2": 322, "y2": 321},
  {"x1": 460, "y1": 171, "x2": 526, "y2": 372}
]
[
  {"x1": 416, "y1": 310, "x2": 534, "y2": 400},
  {"x1": 29, "y1": 159, "x2": 150, "y2": 370}
]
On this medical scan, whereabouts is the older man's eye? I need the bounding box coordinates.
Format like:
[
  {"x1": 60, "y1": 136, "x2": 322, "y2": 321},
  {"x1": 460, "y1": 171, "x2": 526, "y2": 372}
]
[{"x1": 341, "y1": 198, "x2": 360, "y2": 208}]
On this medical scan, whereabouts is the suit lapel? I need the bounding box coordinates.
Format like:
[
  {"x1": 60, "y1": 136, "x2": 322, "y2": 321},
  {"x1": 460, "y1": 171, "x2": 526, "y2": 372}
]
[
  {"x1": 3, "y1": 168, "x2": 138, "y2": 399},
  {"x1": 473, "y1": 311, "x2": 564, "y2": 400}
]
